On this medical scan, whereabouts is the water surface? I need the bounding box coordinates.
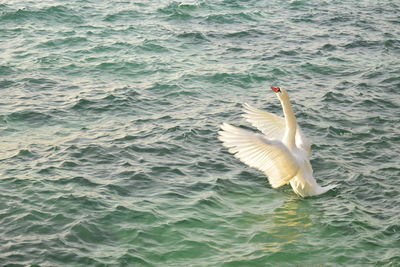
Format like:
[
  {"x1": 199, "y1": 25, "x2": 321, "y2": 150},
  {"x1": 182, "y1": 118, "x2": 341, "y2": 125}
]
[{"x1": 1, "y1": 0, "x2": 399, "y2": 266}]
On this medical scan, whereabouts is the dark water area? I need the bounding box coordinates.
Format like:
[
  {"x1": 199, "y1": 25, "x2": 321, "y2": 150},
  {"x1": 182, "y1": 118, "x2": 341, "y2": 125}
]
[{"x1": 1, "y1": 0, "x2": 399, "y2": 266}]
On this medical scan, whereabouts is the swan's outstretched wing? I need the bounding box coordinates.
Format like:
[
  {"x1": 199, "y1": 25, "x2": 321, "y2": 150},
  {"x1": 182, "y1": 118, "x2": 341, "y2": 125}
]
[
  {"x1": 242, "y1": 103, "x2": 311, "y2": 153},
  {"x1": 218, "y1": 123, "x2": 299, "y2": 188},
  {"x1": 242, "y1": 103, "x2": 285, "y2": 140}
]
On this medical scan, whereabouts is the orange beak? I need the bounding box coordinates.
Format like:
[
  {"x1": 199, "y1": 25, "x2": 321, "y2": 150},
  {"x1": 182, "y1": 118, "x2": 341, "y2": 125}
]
[{"x1": 270, "y1": 86, "x2": 281, "y2": 93}]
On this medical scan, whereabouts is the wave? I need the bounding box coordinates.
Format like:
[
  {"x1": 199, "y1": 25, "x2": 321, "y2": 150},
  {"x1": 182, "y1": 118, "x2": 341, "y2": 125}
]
[
  {"x1": 4, "y1": 110, "x2": 53, "y2": 125},
  {"x1": 35, "y1": 36, "x2": 88, "y2": 49},
  {"x1": 157, "y1": 1, "x2": 204, "y2": 19},
  {"x1": 103, "y1": 10, "x2": 141, "y2": 22},
  {"x1": 0, "y1": 5, "x2": 83, "y2": 24},
  {"x1": 206, "y1": 11, "x2": 260, "y2": 24}
]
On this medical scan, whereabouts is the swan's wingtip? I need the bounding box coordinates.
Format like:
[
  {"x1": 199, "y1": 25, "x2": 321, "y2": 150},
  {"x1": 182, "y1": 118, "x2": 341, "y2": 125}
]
[
  {"x1": 220, "y1": 122, "x2": 231, "y2": 129},
  {"x1": 243, "y1": 102, "x2": 256, "y2": 110}
]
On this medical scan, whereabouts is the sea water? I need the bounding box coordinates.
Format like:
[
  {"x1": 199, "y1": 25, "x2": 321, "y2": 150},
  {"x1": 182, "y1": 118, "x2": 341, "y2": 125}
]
[{"x1": 0, "y1": 0, "x2": 399, "y2": 266}]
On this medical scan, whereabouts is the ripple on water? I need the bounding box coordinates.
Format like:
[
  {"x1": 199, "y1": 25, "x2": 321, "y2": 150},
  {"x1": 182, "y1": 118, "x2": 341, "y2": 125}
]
[
  {"x1": 0, "y1": 5, "x2": 83, "y2": 24},
  {"x1": 5, "y1": 111, "x2": 53, "y2": 125},
  {"x1": 0, "y1": 65, "x2": 16, "y2": 76},
  {"x1": 177, "y1": 31, "x2": 210, "y2": 43},
  {"x1": 157, "y1": 1, "x2": 201, "y2": 19},
  {"x1": 103, "y1": 10, "x2": 141, "y2": 22},
  {"x1": 136, "y1": 40, "x2": 170, "y2": 53},
  {"x1": 36, "y1": 36, "x2": 88, "y2": 49}
]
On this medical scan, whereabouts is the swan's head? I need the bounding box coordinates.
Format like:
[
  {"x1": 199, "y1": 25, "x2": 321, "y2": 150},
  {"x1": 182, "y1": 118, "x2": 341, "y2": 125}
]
[
  {"x1": 271, "y1": 86, "x2": 281, "y2": 93},
  {"x1": 270, "y1": 86, "x2": 289, "y2": 102}
]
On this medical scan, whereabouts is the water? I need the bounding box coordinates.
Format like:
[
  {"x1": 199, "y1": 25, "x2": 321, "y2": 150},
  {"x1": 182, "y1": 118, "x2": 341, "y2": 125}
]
[{"x1": 1, "y1": 0, "x2": 399, "y2": 266}]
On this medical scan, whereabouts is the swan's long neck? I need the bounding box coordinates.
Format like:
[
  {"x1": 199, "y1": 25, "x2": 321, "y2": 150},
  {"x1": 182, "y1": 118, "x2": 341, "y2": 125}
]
[{"x1": 280, "y1": 96, "x2": 297, "y2": 149}]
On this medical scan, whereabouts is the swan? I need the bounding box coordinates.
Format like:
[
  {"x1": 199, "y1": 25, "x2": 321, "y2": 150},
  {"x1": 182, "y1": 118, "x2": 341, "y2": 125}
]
[{"x1": 218, "y1": 86, "x2": 336, "y2": 197}]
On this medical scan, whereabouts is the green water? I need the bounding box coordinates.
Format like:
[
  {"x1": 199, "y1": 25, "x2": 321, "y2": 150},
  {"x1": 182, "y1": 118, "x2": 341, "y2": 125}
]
[{"x1": 1, "y1": 0, "x2": 399, "y2": 266}]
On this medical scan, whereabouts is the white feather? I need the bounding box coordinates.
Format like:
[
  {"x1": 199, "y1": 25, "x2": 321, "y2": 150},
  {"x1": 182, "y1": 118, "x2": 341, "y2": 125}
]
[
  {"x1": 219, "y1": 123, "x2": 298, "y2": 188},
  {"x1": 243, "y1": 103, "x2": 311, "y2": 153}
]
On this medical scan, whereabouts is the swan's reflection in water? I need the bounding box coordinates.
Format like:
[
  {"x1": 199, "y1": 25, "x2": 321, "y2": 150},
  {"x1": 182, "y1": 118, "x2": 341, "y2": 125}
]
[{"x1": 261, "y1": 197, "x2": 313, "y2": 253}]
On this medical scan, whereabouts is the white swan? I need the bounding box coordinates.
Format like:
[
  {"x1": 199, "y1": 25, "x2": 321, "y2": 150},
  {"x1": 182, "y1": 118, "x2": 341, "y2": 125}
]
[{"x1": 218, "y1": 86, "x2": 336, "y2": 197}]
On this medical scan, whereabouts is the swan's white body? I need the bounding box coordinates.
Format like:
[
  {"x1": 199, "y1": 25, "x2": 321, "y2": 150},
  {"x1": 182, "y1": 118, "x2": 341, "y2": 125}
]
[{"x1": 218, "y1": 88, "x2": 336, "y2": 197}]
